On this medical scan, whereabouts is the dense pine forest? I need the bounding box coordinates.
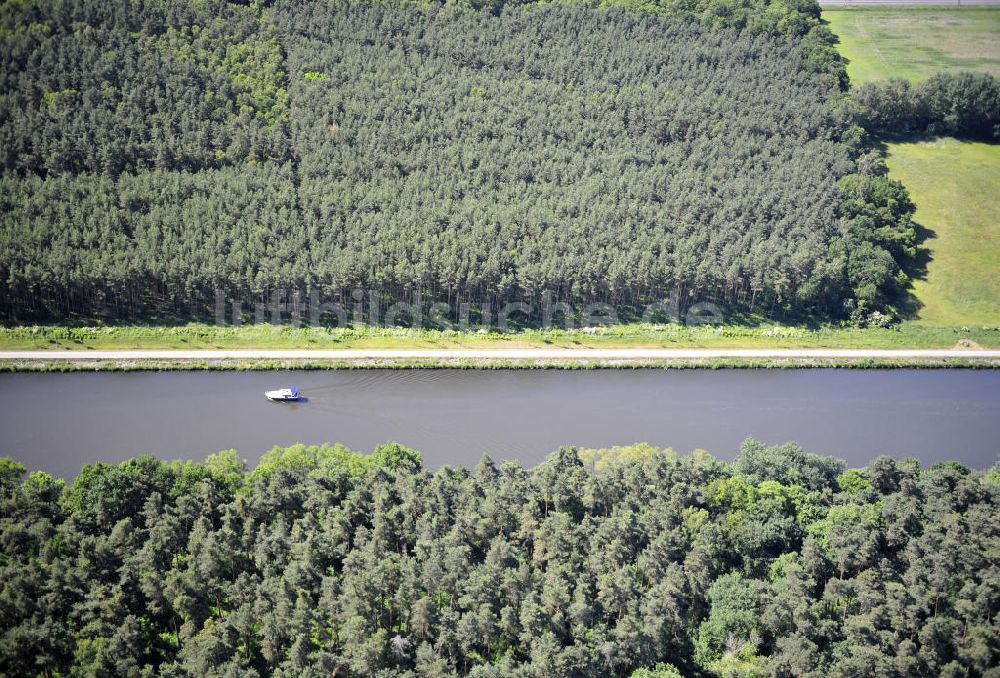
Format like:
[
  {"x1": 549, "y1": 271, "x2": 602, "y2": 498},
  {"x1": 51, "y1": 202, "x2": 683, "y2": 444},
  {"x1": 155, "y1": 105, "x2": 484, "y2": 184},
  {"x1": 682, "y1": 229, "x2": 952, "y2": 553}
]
[
  {"x1": 0, "y1": 442, "x2": 997, "y2": 676},
  {"x1": 0, "y1": 0, "x2": 918, "y2": 323}
]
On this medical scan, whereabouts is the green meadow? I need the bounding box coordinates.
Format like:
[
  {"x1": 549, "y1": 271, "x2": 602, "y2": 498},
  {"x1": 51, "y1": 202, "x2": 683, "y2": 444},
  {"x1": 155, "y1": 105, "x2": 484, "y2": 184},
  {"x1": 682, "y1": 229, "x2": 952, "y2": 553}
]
[
  {"x1": 825, "y1": 6, "x2": 1000, "y2": 329},
  {"x1": 886, "y1": 139, "x2": 1000, "y2": 327},
  {"x1": 824, "y1": 7, "x2": 1000, "y2": 83}
]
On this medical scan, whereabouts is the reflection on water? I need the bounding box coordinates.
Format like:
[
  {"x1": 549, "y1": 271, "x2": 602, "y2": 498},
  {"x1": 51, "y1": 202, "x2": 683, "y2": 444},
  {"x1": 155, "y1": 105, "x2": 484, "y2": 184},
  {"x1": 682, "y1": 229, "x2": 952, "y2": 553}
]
[{"x1": 1, "y1": 369, "x2": 998, "y2": 478}]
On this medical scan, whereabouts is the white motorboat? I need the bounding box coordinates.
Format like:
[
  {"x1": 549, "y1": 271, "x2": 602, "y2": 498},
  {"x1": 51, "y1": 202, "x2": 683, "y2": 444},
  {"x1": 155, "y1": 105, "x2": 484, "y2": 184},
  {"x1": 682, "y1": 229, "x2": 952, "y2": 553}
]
[{"x1": 265, "y1": 386, "x2": 301, "y2": 402}]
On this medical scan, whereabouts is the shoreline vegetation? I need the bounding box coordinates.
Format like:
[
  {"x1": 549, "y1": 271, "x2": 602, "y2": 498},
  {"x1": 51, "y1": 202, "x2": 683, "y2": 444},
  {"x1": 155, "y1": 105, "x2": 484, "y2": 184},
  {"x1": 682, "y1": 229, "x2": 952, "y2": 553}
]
[{"x1": 3, "y1": 357, "x2": 999, "y2": 372}]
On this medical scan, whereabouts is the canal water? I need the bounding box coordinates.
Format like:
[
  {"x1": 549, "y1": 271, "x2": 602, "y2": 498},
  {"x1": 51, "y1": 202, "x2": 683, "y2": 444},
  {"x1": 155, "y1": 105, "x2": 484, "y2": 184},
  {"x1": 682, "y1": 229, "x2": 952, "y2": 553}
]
[{"x1": 1, "y1": 369, "x2": 997, "y2": 478}]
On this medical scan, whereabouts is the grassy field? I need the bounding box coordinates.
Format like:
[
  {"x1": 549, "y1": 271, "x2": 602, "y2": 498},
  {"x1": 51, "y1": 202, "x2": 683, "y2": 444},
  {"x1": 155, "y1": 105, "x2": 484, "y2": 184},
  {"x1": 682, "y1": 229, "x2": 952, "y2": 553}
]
[
  {"x1": 824, "y1": 7, "x2": 1000, "y2": 83},
  {"x1": 886, "y1": 138, "x2": 1000, "y2": 327},
  {"x1": 0, "y1": 322, "x2": 996, "y2": 350},
  {"x1": 824, "y1": 7, "x2": 1000, "y2": 328}
]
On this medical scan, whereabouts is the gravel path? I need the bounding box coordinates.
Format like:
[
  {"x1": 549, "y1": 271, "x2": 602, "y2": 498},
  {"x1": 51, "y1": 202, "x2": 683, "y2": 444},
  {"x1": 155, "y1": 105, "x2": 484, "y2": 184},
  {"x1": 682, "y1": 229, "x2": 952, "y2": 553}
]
[{"x1": 2, "y1": 348, "x2": 998, "y2": 360}]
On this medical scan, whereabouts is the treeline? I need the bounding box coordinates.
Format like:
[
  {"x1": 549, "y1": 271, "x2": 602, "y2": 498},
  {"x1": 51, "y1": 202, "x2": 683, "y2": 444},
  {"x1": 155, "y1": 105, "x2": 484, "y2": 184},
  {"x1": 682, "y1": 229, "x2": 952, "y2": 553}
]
[
  {"x1": 850, "y1": 72, "x2": 1000, "y2": 140},
  {"x1": 1, "y1": 441, "x2": 997, "y2": 676},
  {"x1": 1, "y1": 0, "x2": 906, "y2": 323}
]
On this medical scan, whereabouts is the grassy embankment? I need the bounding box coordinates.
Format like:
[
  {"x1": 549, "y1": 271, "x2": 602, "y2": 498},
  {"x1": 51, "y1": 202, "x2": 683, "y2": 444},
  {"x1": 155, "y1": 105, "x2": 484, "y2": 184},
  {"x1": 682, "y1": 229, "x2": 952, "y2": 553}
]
[
  {"x1": 2, "y1": 324, "x2": 998, "y2": 369},
  {"x1": 826, "y1": 6, "x2": 1000, "y2": 330},
  {"x1": 0, "y1": 322, "x2": 996, "y2": 351},
  {"x1": 3, "y1": 358, "x2": 996, "y2": 372}
]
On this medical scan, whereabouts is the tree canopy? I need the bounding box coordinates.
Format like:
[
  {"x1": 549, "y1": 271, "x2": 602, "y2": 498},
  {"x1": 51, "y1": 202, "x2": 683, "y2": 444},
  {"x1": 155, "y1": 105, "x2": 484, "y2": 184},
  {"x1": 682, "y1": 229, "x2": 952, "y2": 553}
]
[
  {"x1": 1, "y1": 440, "x2": 997, "y2": 676},
  {"x1": 849, "y1": 72, "x2": 1000, "y2": 140},
  {"x1": 0, "y1": 0, "x2": 909, "y2": 324}
]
